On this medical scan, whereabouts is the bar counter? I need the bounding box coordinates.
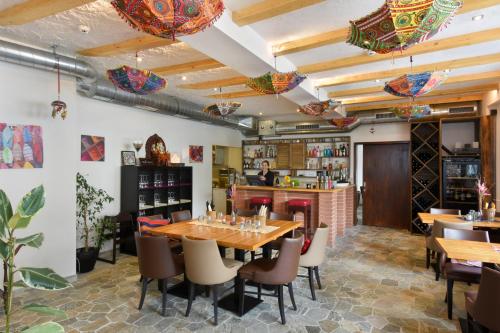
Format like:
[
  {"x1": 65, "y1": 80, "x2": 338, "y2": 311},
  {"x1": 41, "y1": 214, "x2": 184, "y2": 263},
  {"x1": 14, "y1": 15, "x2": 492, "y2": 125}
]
[{"x1": 234, "y1": 185, "x2": 356, "y2": 247}]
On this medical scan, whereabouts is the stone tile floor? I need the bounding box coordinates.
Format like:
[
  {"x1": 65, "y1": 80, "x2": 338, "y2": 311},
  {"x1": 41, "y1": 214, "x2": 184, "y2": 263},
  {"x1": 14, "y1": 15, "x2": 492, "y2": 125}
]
[{"x1": 2, "y1": 225, "x2": 467, "y2": 332}]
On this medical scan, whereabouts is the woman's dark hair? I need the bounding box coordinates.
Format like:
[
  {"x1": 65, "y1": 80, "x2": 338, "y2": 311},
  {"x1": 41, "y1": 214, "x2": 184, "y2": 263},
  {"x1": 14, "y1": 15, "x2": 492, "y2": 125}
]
[{"x1": 262, "y1": 160, "x2": 270, "y2": 167}]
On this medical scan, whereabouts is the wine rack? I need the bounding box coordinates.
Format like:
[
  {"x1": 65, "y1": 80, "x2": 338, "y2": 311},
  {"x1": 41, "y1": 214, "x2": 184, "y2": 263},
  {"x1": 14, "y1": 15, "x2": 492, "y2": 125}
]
[{"x1": 411, "y1": 122, "x2": 440, "y2": 233}]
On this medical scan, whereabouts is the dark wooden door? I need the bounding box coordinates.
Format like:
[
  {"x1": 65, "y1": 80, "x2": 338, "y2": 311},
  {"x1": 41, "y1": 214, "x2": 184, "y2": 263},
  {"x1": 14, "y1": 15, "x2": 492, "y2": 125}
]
[{"x1": 363, "y1": 143, "x2": 410, "y2": 229}]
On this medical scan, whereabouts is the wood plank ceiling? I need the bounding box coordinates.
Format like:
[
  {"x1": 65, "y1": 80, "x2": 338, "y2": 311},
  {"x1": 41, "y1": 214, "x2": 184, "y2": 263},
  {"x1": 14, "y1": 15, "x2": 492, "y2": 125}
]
[{"x1": 0, "y1": 0, "x2": 499, "y2": 117}]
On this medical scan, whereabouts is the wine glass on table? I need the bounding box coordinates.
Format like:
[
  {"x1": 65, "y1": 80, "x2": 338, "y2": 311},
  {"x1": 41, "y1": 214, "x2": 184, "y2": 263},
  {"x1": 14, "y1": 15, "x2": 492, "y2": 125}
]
[{"x1": 133, "y1": 140, "x2": 143, "y2": 166}]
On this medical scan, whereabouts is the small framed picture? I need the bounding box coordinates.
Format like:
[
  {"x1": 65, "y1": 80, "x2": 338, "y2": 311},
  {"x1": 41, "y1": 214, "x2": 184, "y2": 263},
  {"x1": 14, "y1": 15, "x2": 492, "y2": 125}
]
[{"x1": 121, "y1": 151, "x2": 136, "y2": 166}]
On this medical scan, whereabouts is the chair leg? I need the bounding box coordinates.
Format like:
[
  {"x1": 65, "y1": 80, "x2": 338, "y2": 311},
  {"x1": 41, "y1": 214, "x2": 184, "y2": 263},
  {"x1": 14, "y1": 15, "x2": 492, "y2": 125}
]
[
  {"x1": 277, "y1": 285, "x2": 286, "y2": 325},
  {"x1": 466, "y1": 313, "x2": 473, "y2": 333},
  {"x1": 251, "y1": 251, "x2": 255, "y2": 261},
  {"x1": 435, "y1": 255, "x2": 441, "y2": 281},
  {"x1": 205, "y1": 286, "x2": 210, "y2": 297},
  {"x1": 308, "y1": 267, "x2": 316, "y2": 300},
  {"x1": 447, "y1": 279, "x2": 454, "y2": 320},
  {"x1": 185, "y1": 281, "x2": 195, "y2": 317},
  {"x1": 426, "y1": 248, "x2": 431, "y2": 269},
  {"x1": 287, "y1": 282, "x2": 297, "y2": 311},
  {"x1": 257, "y1": 284, "x2": 262, "y2": 301},
  {"x1": 213, "y1": 284, "x2": 219, "y2": 326},
  {"x1": 138, "y1": 278, "x2": 148, "y2": 310},
  {"x1": 314, "y1": 266, "x2": 322, "y2": 289},
  {"x1": 161, "y1": 278, "x2": 168, "y2": 316},
  {"x1": 239, "y1": 279, "x2": 246, "y2": 316}
]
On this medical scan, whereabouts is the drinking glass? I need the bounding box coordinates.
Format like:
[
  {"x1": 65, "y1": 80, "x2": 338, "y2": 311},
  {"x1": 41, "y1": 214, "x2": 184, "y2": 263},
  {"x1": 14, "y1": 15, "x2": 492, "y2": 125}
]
[
  {"x1": 198, "y1": 215, "x2": 204, "y2": 224},
  {"x1": 217, "y1": 212, "x2": 225, "y2": 223}
]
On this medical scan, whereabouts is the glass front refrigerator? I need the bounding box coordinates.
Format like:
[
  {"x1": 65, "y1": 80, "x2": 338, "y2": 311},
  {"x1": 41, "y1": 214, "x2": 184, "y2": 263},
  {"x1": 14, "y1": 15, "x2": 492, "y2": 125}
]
[{"x1": 442, "y1": 157, "x2": 480, "y2": 213}]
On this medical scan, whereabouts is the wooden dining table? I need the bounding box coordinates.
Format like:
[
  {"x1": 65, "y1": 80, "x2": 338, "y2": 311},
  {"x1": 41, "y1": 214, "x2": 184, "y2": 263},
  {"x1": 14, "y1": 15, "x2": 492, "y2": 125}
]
[
  {"x1": 150, "y1": 218, "x2": 302, "y2": 316},
  {"x1": 418, "y1": 212, "x2": 500, "y2": 229},
  {"x1": 436, "y1": 238, "x2": 500, "y2": 264}
]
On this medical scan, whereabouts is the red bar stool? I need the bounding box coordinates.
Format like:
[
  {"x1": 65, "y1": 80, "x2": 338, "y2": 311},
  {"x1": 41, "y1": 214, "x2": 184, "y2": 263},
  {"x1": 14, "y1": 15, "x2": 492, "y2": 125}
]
[
  {"x1": 287, "y1": 199, "x2": 312, "y2": 236},
  {"x1": 249, "y1": 197, "x2": 272, "y2": 211}
]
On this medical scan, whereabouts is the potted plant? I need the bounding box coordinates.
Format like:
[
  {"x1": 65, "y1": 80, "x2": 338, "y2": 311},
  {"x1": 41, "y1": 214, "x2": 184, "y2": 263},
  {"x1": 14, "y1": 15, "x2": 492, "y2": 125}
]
[
  {"x1": 76, "y1": 173, "x2": 114, "y2": 273},
  {"x1": 1, "y1": 185, "x2": 72, "y2": 333}
]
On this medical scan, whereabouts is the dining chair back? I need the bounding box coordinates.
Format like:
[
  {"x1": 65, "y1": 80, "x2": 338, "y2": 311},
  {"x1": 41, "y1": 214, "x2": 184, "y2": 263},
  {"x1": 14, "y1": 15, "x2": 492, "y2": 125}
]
[
  {"x1": 443, "y1": 228, "x2": 490, "y2": 242},
  {"x1": 134, "y1": 232, "x2": 184, "y2": 316},
  {"x1": 465, "y1": 267, "x2": 500, "y2": 332},
  {"x1": 236, "y1": 208, "x2": 257, "y2": 217},
  {"x1": 430, "y1": 208, "x2": 461, "y2": 215},
  {"x1": 269, "y1": 212, "x2": 294, "y2": 221},
  {"x1": 171, "y1": 210, "x2": 192, "y2": 223}
]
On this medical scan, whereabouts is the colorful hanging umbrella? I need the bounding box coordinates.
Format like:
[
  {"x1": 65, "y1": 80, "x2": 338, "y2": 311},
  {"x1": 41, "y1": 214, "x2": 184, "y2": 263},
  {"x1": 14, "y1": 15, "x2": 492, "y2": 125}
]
[
  {"x1": 107, "y1": 65, "x2": 167, "y2": 95},
  {"x1": 390, "y1": 105, "x2": 432, "y2": 119},
  {"x1": 111, "y1": 0, "x2": 224, "y2": 39},
  {"x1": 347, "y1": 0, "x2": 462, "y2": 54},
  {"x1": 203, "y1": 102, "x2": 242, "y2": 117},
  {"x1": 299, "y1": 100, "x2": 341, "y2": 118},
  {"x1": 330, "y1": 117, "x2": 359, "y2": 129},
  {"x1": 384, "y1": 71, "x2": 446, "y2": 98},
  {"x1": 247, "y1": 71, "x2": 306, "y2": 95}
]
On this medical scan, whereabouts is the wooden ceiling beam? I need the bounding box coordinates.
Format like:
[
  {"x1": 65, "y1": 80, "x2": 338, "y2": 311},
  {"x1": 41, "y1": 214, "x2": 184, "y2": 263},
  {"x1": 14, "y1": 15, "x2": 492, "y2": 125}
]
[
  {"x1": 232, "y1": 0, "x2": 325, "y2": 26},
  {"x1": 345, "y1": 94, "x2": 484, "y2": 112},
  {"x1": 150, "y1": 59, "x2": 225, "y2": 76},
  {"x1": 178, "y1": 76, "x2": 248, "y2": 90},
  {"x1": 206, "y1": 90, "x2": 265, "y2": 99},
  {"x1": 340, "y1": 84, "x2": 497, "y2": 105},
  {"x1": 329, "y1": 71, "x2": 500, "y2": 98},
  {"x1": 0, "y1": 0, "x2": 96, "y2": 25},
  {"x1": 273, "y1": 0, "x2": 500, "y2": 56},
  {"x1": 300, "y1": 28, "x2": 500, "y2": 74},
  {"x1": 78, "y1": 36, "x2": 178, "y2": 57},
  {"x1": 317, "y1": 53, "x2": 500, "y2": 88}
]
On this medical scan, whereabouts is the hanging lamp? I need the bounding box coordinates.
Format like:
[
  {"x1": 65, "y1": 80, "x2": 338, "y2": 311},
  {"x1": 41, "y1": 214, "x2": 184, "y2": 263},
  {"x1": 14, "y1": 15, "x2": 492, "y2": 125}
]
[
  {"x1": 203, "y1": 87, "x2": 242, "y2": 117},
  {"x1": 51, "y1": 46, "x2": 67, "y2": 120}
]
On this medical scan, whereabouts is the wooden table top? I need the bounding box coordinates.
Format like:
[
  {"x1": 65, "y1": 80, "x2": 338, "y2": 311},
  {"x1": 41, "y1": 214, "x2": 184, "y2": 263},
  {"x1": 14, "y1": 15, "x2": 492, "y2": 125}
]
[
  {"x1": 150, "y1": 219, "x2": 302, "y2": 251},
  {"x1": 236, "y1": 185, "x2": 354, "y2": 194},
  {"x1": 418, "y1": 213, "x2": 500, "y2": 229},
  {"x1": 435, "y1": 238, "x2": 500, "y2": 264}
]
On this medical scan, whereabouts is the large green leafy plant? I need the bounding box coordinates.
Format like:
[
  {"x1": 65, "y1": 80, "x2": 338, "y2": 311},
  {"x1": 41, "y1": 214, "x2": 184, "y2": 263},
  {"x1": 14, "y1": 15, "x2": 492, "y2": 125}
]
[
  {"x1": 76, "y1": 173, "x2": 114, "y2": 252},
  {"x1": 0, "y1": 185, "x2": 71, "y2": 333}
]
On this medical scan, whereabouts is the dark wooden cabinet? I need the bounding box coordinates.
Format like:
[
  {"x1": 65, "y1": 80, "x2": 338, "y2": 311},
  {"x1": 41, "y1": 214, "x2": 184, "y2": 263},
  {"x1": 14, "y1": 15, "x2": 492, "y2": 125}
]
[{"x1": 120, "y1": 165, "x2": 193, "y2": 255}]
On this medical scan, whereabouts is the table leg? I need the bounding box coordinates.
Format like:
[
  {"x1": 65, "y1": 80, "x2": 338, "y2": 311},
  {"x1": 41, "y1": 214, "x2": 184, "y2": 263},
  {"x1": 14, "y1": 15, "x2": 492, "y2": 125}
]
[
  {"x1": 218, "y1": 276, "x2": 262, "y2": 316},
  {"x1": 234, "y1": 249, "x2": 246, "y2": 262},
  {"x1": 218, "y1": 246, "x2": 226, "y2": 258}
]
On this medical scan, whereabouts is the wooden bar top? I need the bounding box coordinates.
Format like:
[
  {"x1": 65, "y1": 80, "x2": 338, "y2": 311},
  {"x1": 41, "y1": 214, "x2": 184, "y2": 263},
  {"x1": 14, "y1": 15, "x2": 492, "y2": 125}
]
[{"x1": 236, "y1": 184, "x2": 354, "y2": 194}]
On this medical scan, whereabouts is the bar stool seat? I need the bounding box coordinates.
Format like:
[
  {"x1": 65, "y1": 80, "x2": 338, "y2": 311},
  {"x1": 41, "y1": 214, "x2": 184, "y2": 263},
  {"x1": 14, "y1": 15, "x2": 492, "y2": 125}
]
[
  {"x1": 250, "y1": 197, "x2": 272, "y2": 210},
  {"x1": 287, "y1": 199, "x2": 311, "y2": 207}
]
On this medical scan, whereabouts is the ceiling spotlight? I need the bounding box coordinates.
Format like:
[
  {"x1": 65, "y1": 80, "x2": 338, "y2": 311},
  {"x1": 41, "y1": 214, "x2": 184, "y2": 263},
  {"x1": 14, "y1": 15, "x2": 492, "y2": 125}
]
[
  {"x1": 79, "y1": 25, "x2": 90, "y2": 34},
  {"x1": 375, "y1": 79, "x2": 381, "y2": 83},
  {"x1": 259, "y1": 112, "x2": 263, "y2": 116},
  {"x1": 296, "y1": 108, "x2": 301, "y2": 113},
  {"x1": 472, "y1": 14, "x2": 484, "y2": 21},
  {"x1": 444, "y1": 68, "x2": 451, "y2": 73},
  {"x1": 213, "y1": 88, "x2": 218, "y2": 91},
  {"x1": 181, "y1": 76, "x2": 187, "y2": 81},
  {"x1": 136, "y1": 57, "x2": 143, "y2": 63}
]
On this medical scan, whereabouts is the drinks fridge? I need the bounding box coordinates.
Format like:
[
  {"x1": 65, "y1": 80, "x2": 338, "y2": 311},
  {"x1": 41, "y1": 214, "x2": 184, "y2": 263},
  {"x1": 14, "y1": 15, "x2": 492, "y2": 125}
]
[{"x1": 442, "y1": 157, "x2": 480, "y2": 213}]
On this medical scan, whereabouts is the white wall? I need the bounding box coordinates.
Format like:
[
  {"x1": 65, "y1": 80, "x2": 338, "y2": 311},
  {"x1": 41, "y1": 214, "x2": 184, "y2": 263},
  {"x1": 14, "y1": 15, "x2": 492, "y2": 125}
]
[{"x1": 0, "y1": 61, "x2": 243, "y2": 278}]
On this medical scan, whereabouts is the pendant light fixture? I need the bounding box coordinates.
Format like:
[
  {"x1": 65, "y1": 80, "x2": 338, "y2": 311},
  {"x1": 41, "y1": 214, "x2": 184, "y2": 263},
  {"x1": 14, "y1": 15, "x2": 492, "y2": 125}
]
[{"x1": 51, "y1": 46, "x2": 67, "y2": 120}]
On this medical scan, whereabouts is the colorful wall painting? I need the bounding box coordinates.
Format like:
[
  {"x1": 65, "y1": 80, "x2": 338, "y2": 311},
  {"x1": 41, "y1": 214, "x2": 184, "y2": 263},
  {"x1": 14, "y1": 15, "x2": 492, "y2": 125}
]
[
  {"x1": 0, "y1": 123, "x2": 43, "y2": 169},
  {"x1": 189, "y1": 145, "x2": 203, "y2": 163},
  {"x1": 81, "y1": 135, "x2": 105, "y2": 162}
]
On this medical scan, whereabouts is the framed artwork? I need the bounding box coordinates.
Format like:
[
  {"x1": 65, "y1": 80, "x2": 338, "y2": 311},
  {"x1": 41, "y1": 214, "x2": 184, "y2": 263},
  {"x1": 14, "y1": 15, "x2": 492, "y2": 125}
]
[
  {"x1": 121, "y1": 151, "x2": 136, "y2": 166},
  {"x1": 81, "y1": 135, "x2": 105, "y2": 162},
  {"x1": 0, "y1": 123, "x2": 43, "y2": 169},
  {"x1": 189, "y1": 145, "x2": 203, "y2": 163}
]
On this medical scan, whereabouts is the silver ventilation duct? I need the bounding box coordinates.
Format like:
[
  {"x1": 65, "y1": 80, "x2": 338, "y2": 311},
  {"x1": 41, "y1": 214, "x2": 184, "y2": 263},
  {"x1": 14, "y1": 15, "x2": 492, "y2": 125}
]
[{"x1": 0, "y1": 39, "x2": 257, "y2": 135}]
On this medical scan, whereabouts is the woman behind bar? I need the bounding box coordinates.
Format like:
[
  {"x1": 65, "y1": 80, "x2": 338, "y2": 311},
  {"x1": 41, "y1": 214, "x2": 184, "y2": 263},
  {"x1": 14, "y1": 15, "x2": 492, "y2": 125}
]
[{"x1": 258, "y1": 160, "x2": 275, "y2": 186}]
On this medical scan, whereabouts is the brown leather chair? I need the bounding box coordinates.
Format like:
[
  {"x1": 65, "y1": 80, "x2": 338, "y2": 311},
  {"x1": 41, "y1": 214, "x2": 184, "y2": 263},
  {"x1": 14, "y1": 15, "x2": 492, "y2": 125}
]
[
  {"x1": 426, "y1": 220, "x2": 473, "y2": 278},
  {"x1": 238, "y1": 235, "x2": 303, "y2": 325},
  {"x1": 441, "y1": 228, "x2": 490, "y2": 320},
  {"x1": 236, "y1": 208, "x2": 257, "y2": 217},
  {"x1": 134, "y1": 232, "x2": 184, "y2": 316},
  {"x1": 465, "y1": 267, "x2": 500, "y2": 333},
  {"x1": 430, "y1": 208, "x2": 461, "y2": 215},
  {"x1": 171, "y1": 210, "x2": 192, "y2": 223}
]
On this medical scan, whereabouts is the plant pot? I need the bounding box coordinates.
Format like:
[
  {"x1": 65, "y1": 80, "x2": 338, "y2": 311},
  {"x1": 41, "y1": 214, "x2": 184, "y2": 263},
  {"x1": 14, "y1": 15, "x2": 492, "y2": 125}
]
[{"x1": 76, "y1": 247, "x2": 99, "y2": 273}]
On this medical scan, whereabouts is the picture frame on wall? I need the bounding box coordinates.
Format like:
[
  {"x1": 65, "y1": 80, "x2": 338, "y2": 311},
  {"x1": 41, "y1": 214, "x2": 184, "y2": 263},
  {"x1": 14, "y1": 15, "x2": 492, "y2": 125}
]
[
  {"x1": 121, "y1": 151, "x2": 136, "y2": 166},
  {"x1": 189, "y1": 145, "x2": 203, "y2": 163}
]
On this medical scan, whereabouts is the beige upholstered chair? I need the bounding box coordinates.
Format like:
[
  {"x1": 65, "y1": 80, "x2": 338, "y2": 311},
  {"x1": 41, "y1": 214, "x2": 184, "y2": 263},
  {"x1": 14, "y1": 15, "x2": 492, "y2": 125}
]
[
  {"x1": 299, "y1": 223, "x2": 329, "y2": 300},
  {"x1": 182, "y1": 236, "x2": 243, "y2": 325},
  {"x1": 425, "y1": 219, "x2": 473, "y2": 280}
]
